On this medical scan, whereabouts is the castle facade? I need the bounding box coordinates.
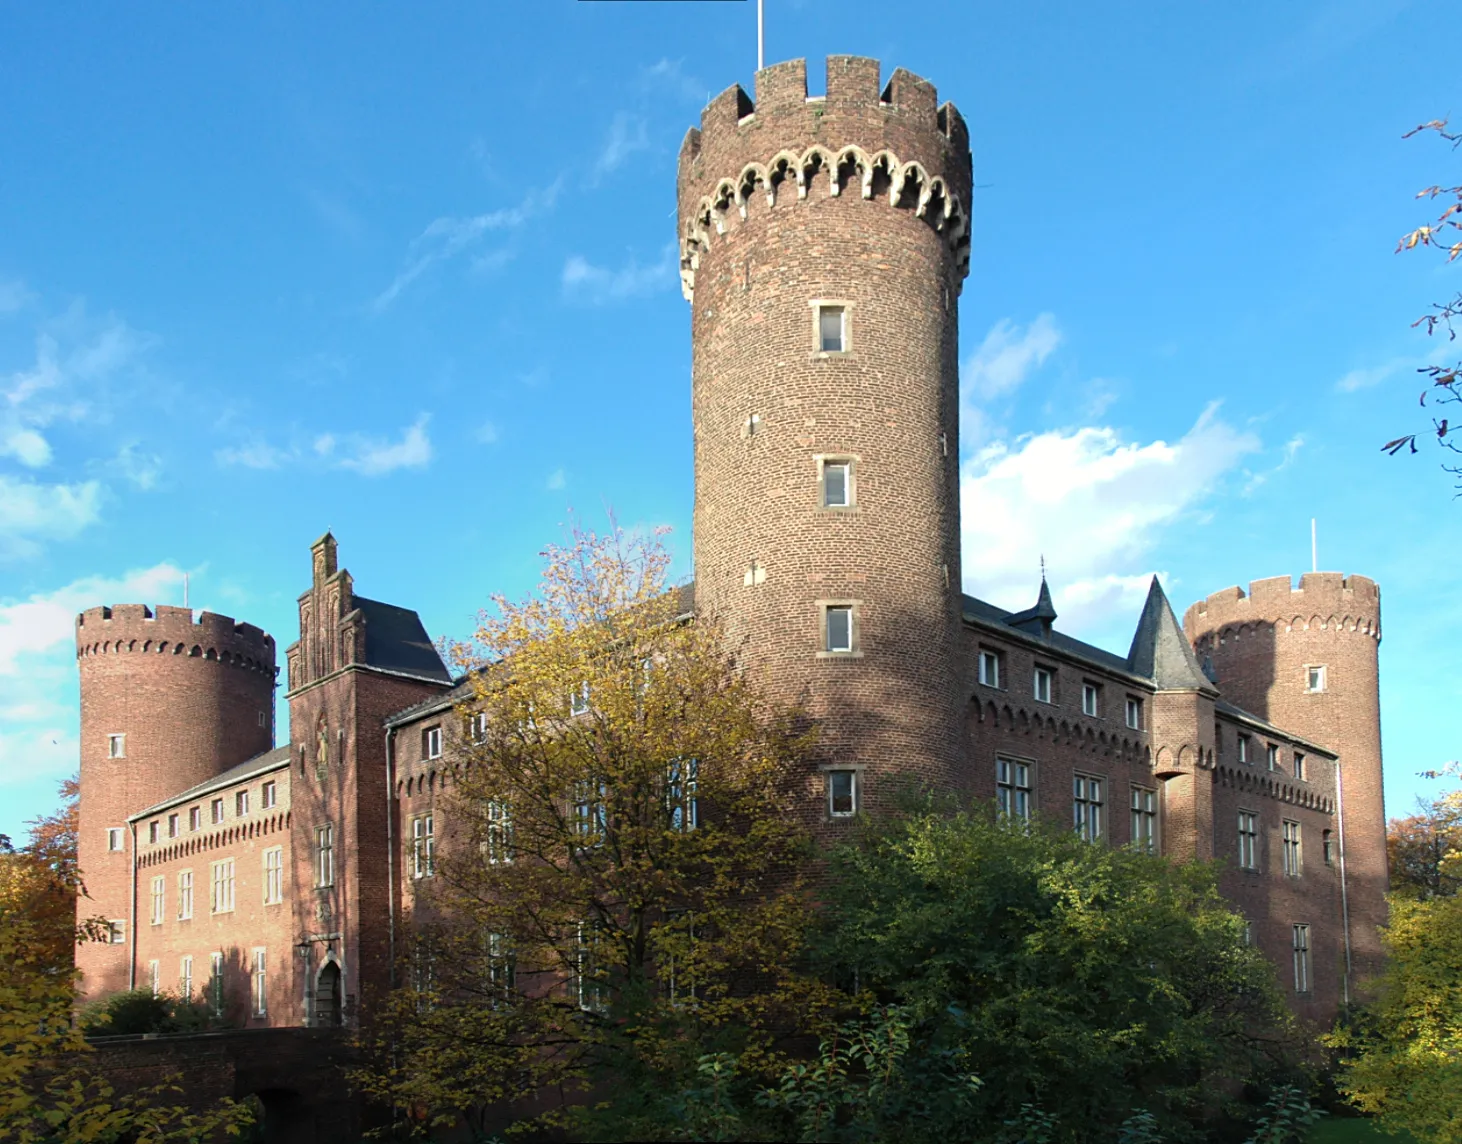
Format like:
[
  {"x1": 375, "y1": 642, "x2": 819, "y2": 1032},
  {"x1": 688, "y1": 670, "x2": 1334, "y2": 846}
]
[{"x1": 73, "y1": 57, "x2": 1387, "y2": 1031}]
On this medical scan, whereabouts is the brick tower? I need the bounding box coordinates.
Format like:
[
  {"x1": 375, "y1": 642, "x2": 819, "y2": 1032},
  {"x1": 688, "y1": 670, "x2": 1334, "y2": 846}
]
[
  {"x1": 1184, "y1": 574, "x2": 1387, "y2": 980},
  {"x1": 74, "y1": 604, "x2": 276, "y2": 997},
  {"x1": 679, "y1": 57, "x2": 972, "y2": 818}
]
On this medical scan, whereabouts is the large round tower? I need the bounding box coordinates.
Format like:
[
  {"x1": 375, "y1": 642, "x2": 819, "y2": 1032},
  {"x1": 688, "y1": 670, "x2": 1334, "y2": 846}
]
[
  {"x1": 74, "y1": 604, "x2": 276, "y2": 997},
  {"x1": 1183, "y1": 573, "x2": 1386, "y2": 977},
  {"x1": 679, "y1": 56, "x2": 972, "y2": 818}
]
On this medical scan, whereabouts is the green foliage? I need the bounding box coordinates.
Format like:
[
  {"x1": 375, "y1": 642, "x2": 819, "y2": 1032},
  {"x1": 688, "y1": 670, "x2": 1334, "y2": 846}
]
[
  {"x1": 814, "y1": 799, "x2": 1297, "y2": 1142},
  {"x1": 1327, "y1": 891, "x2": 1462, "y2": 1143},
  {"x1": 1243, "y1": 1086, "x2": 1324, "y2": 1143},
  {"x1": 79, "y1": 989, "x2": 222, "y2": 1036}
]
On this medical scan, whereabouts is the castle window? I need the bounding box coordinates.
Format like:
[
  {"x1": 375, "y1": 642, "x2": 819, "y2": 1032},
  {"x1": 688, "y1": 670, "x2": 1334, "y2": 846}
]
[
  {"x1": 1282, "y1": 820, "x2": 1302, "y2": 876},
  {"x1": 573, "y1": 782, "x2": 607, "y2": 847},
  {"x1": 211, "y1": 798, "x2": 224, "y2": 824},
  {"x1": 150, "y1": 876, "x2": 165, "y2": 925},
  {"x1": 107, "y1": 733, "x2": 125, "y2": 758},
  {"x1": 569, "y1": 682, "x2": 591, "y2": 717},
  {"x1": 819, "y1": 458, "x2": 855, "y2": 509},
  {"x1": 257, "y1": 710, "x2": 266, "y2": 727},
  {"x1": 667, "y1": 759, "x2": 699, "y2": 831},
  {"x1": 148, "y1": 960, "x2": 160, "y2": 998},
  {"x1": 979, "y1": 649, "x2": 1002, "y2": 689},
  {"x1": 168, "y1": 813, "x2": 179, "y2": 838},
  {"x1": 1266, "y1": 744, "x2": 1280, "y2": 771},
  {"x1": 1323, "y1": 829, "x2": 1335, "y2": 866},
  {"x1": 1242, "y1": 921, "x2": 1253, "y2": 947},
  {"x1": 742, "y1": 412, "x2": 761, "y2": 439},
  {"x1": 1238, "y1": 811, "x2": 1259, "y2": 870},
  {"x1": 575, "y1": 922, "x2": 608, "y2": 1014},
  {"x1": 469, "y1": 712, "x2": 489, "y2": 743},
  {"x1": 423, "y1": 725, "x2": 442, "y2": 760},
  {"x1": 148, "y1": 821, "x2": 159, "y2": 844},
  {"x1": 316, "y1": 824, "x2": 335, "y2": 887},
  {"x1": 1125, "y1": 697, "x2": 1144, "y2": 731},
  {"x1": 487, "y1": 933, "x2": 515, "y2": 1008},
  {"x1": 411, "y1": 815, "x2": 436, "y2": 879},
  {"x1": 484, "y1": 800, "x2": 513, "y2": 864},
  {"x1": 822, "y1": 604, "x2": 856, "y2": 655},
  {"x1": 817, "y1": 304, "x2": 846, "y2": 352},
  {"x1": 1237, "y1": 735, "x2": 1251, "y2": 764},
  {"x1": 180, "y1": 956, "x2": 193, "y2": 1001},
  {"x1": 252, "y1": 949, "x2": 268, "y2": 1017},
  {"x1": 1294, "y1": 752, "x2": 1307, "y2": 781},
  {"x1": 827, "y1": 769, "x2": 858, "y2": 817},
  {"x1": 264, "y1": 847, "x2": 284, "y2": 904},
  {"x1": 209, "y1": 952, "x2": 224, "y2": 1016},
  {"x1": 1073, "y1": 774, "x2": 1103, "y2": 841},
  {"x1": 1130, "y1": 786, "x2": 1158, "y2": 853},
  {"x1": 211, "y1": 858, "x2": 236, "y2": 914},
  {"x1": 1034, "y1": 667, "x2": 1053, "y2": 705},
  {"x1": 178, "y1": 870, "x2": 193, "y2": 919},
  {"x1": 107, "y1": 827, "x2": 124, "y2": 851},
  {"x1": 189, "y1": 807, "x2": 201, "y2": 831},
  {"x1": 236, "y1": 790, "x2": 250, "y2": 817},
  {"x1": 1305, "y1": 665, "x2": 1327, "y2": 693},
  {"x1": 997, "y1": 758, "x2": 1032, "y2": 821},
  {"x1": 262, "y1": 781, "x2": 277, "y2": 809},
  {"x1": 108, "y1": 920, "x2": 126, "y2": 944},
  {"x1": 1081, "y1": 683, "x2": 1099, "y2": 717},
  {"x1": 1292, "y1": 924, "x2": 1311, "y2": 993}
]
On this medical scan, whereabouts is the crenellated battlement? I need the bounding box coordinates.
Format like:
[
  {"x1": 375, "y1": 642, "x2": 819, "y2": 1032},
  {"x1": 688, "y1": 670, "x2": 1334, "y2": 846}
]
[
  {"x1": 677, "y1": 56, "x2": 973, "y2": 301},
  {"x1": 76, "y1": 604, "x2": 277, "y2": 675},
  {"x1": 1183, "y1": 573, "x2": 1381, "y2": 645}
]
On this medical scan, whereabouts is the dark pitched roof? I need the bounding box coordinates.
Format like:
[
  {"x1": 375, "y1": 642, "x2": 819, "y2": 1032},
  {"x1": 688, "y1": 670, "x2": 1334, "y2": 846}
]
[
  {"x1": 352, "y1": 595, "x2": 452, "y2": 684},
  {"x1": 129, "y1": 745, "x2": 292, "y2": 820},
  {"x1": 961, "y1": 592, "x2": 1135, "y2": 675},
  {"x1": 1214, "y1": 698, "x2": 1337, "y2": 757},
  {"x1": 1127, "y1": 576, "x2": 1214, "y2": 691},
  {"x1": 1004, "y1": 575, "x2": 1059, "y2": 639}
]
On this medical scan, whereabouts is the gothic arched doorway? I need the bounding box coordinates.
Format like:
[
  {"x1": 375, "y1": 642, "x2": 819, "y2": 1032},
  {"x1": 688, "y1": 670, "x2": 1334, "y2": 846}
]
[{"x1": 315, "y1": 961, "x2": 342, "y2": 1027}]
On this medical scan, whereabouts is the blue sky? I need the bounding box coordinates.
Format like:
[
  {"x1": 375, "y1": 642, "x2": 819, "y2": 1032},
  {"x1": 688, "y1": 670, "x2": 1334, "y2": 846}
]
[{"x1": 2, "y1": 1, "x2": 1458, "y2": 843}]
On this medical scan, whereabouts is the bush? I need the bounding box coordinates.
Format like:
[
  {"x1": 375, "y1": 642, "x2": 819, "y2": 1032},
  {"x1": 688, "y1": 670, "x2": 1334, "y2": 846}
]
[{"x1": 80, "y1": 989, "x2": 224, "y2": 1036}]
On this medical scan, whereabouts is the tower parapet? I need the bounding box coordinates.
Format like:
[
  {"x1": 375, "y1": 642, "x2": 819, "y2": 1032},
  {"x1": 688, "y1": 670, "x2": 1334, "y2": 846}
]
[
  {"x1": 1184, "y1": 573, "x2": 1387, "y2": 981},
  {"x1": 74, "y1": 603, "x2": 277, "y2": 999},
  {"x1": 683, "y1": 57, "x2": 970, "y2": 822},
  {"x1": 678, "y1": 56, "x2": 972, "y2": 301}
]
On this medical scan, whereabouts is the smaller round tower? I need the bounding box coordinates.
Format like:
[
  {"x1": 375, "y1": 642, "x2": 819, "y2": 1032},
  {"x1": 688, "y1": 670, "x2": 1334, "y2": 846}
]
[
  {"x1": 1183, "y1": 573, "x2": 1386, "y2": 976},
  {"x1": 74, "y1": 604, "x2": 276, "y2": 998}
]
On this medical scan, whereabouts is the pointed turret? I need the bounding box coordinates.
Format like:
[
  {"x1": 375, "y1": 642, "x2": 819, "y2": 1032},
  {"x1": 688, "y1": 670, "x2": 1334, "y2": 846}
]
[
  {"x1": 1006, "y1": 573, "x2": 1059, "y2": 641},
  {"x1": 1128, "y1": 576, "x2": 1213, "y2": 691}
]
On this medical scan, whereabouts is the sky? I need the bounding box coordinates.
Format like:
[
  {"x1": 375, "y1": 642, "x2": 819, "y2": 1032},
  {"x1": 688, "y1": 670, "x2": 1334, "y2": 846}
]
[{"x1": 2, "y1": 1, "x2": 1458, "y2": 843}]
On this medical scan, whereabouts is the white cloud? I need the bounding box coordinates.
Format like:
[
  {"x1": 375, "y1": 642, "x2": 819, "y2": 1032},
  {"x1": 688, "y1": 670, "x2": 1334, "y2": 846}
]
[
  {"x1": 592, "y1": 113, "x2": 651, "y2": 181},
  {"x1": 0, "y1": 564, "x2": 184, "y2": 790},
  {"x1": 562, "y1": 245, "x2": 676, "y2": 304},
  {"x1": 1242, "y1": 433, "x2": 1305, "y2": 495},
  {"x1": 336, "y1": 414, "x2": 433, "y2": 476},
  {"x1": 107, "y1": 442, "x2": 163, "y2": 490},
  {"x1": 546, "y1": 468, "x2": 567, "y2": 491},
  {"x1": 960, "y1": 403, "x2": 1259, "y2": 635},
  {"x1": 640, "y1": 58, "x2": 703, "y2": 102},
  {"x1": 0, "y1": 475, "x2": 103, "y2": 560},
  {"x1": 373, "y1": 181, "x2": 562, "y2": 310},
  {"x1": 215, "y1": 439, "x2": 296, "y2": 470},
  {"x1": 1336, "y1": 344, "x2": 1452, "y2": 393},
  {"x1": 962, "y1": 313, "x2": 1062, "y2": 402},
  {"x1": 1, "y1": 426, "x2": 52, "y2": 467}
]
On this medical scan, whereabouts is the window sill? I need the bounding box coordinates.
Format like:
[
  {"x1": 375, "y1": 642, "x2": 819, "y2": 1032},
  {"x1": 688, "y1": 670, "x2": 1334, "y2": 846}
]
[
  {"x1": 818, "y1": 505, "x2": 858, "y2": 514},
  {"x1": 810, "y1": 350, "x2": 856, "y2": 361},
  {"x1": 817, "y1": 650, "x2": 863, "y2": 659}
]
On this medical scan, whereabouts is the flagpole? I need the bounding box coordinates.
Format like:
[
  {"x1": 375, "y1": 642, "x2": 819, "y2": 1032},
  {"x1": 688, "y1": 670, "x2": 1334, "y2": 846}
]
[{"x1": 758, "y1": 0, "x2": 764, "y2": 71}]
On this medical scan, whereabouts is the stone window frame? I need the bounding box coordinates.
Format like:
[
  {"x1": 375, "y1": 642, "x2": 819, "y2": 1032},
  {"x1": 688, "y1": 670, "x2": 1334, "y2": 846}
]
[
  {"x1": 108, "y1": 919, "x2": 126, "y2": 945},
  {"x1": 978, "y1": 647, "x2": 1004, "y2": 689},
  {"x1": 1081, "y1": 681, "x2": 1101, "y2": 718},
  {"x1": 316, "y1": 823, "x2": 335, "y2": 888},
  {"x1": 148, "y1": 820, "x2": 159, "y2": 845},
  {"x1": 261, "y1": 781, "x2": 277, "y2": 809},
  {"x1": 211, "y1": 797, "x2": 225, "y2": 825},
  {"x1": 150, "y1": 875, "x2": 165, "y2": 926},
  {"x1": 813, "y1": 453, "x2": 859, "y2": 512},
  {"x1": 1072, "y1": 772, "x2": 1104, "y2": 841},
  {"x1": 816, "y1": 599, "x2": 863, "y2": 659},
  {"x1": 423, "y1": 724, "x2": 443, "y2": 760},
  {"x1": 996, "y1": 756, "x2": 1035, "y2": 821},
  {"x1": 210, "y1": 858, "x2": 236, "y2": 915},
  {"x1": 820, "y1": 762, "x2": 865, "y2": 820},
  {"x1": 263, "y1": 846, "x2": 284, "y2": 905},
  {"x1": 178, "y1": 869, "x2": 194, "y2": 920},
  {"x1": 808, "y1": 298, "x2": 855, "y2": 358},
  {"x1": 1294, "y1": 752, "x2": 1307, "y2": 782},
  {"x1": 411, "y1": 813, "x2": 436, "y2": 880},
  {"x1": 1265, "y1": 743, "x2": 1281, "y2": 771},
  {"x1": 1281, "y1": 819, "x2": 1303, "y2": 877},
  {"x1": 180, "y1": 955, "x2": 193, "y2": 1001},
  {"x1": 252, "y1": 948, "x2": 268, "y2": 1017},
  {"x1": 1292, "y1": 923, "x2": 1312, "y2": 994},
  {"x1": 1304, "y1": 664, "x2": 1327, "y2": 693},
  {"x1": 1125, "y1": 695, "x2": 1144, "y2": 731},
  {"x1": 107, "y1": 827, "x2": 124, "y2": 852},
  {"x1": 148, "y1": 960, "x2": 160, "y2": 998},
  {"x1": 1130, "y1": 784, "x2": 1159, "y2": 854},
  {"x1": 1033, "y1": 665, "x2": 1056, "y2": 705},
  {"x1": 188, "y1": 806, "x2": 202, "y2": 831},
  {"x1": 107, "y1": 733, "x2": 126, "y2": 759},
  {"x1": 1237, "y1": 733, "x2": 1251, "y2": 765},
  {"x1": 236, "y1": 789, "x2": 250, "y2": 817},
  {"x1": 1237, "y1": 809, "x2": 1260, "y2": 870}
]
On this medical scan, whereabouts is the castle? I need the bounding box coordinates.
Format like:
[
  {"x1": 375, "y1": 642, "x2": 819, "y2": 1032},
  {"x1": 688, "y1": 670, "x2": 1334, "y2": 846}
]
[{"x1": 73, "y1": 57, "x2": 1387, "y2": 1031}]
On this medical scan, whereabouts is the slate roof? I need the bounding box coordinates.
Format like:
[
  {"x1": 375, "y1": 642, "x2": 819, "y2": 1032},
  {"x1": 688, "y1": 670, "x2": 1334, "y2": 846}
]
[
  {"x1": 352, "y1": 595, "x2": 452, "y2": 684},
  {"x1": 128, "y1": 744, "x2": 292, "y2": 821},
  {"x1": 1126, "y1": 576, "x2": 1215, "y2": 691},
  {"x1": 961, "y1": 592, "x2": 1135, "y2": 676}
]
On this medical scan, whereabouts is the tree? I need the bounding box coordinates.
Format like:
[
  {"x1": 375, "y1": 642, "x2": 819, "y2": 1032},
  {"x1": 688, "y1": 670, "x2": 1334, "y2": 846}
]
[
  {"x1": 355, "y1": 523, "x2": 836, "y2": 1139},
  {"x1": 812, "y1": 800, "x2": 1299, "y2": 1143},
  {"x1": 1383, "y1": 120, "x2": 1462, "y2": 486},
  {"x1": 1387, "y1": 766, "x2": 1462, "y2": 900},
  {"x1": 1330, "y1": 764, "x2": 1462, "y2": 1143}
]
